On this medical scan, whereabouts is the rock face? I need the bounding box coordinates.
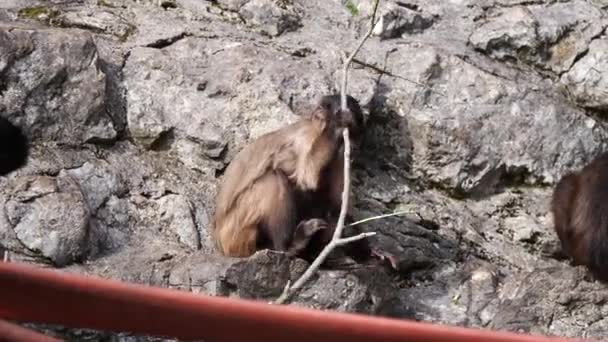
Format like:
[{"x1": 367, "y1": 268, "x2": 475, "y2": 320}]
[
  {"x1": 1, "y1": 0, "x2": 608, "y2": 340},
  {"x1": 0, "y1": 23, "x2": 116, "y2": 144}
]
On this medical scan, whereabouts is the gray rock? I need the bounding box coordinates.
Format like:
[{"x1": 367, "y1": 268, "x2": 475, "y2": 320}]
[
  {"x1": 213, "y1": 0, "x2": 249, "y2": 12},
  {"x1": 0, "y1": 23, "x2": 116, "y2": 144},
  {"x1": 65, "y1": 161, "x2": 126, "y2": 211},
  {"x1": 505, "y1": 215, "x2": 541, "y2": 243},
  {"x1": 469, "y1": 1, "x2": 606, "y2": 74},
  {"x1": 157, "y1": 194, "x2": 200, "y2": 250},
  {"x1": 3, "y1": 174, "x2": 90, "y2": 266},
  {"x1": 405, "y1": 52, "x2": 607, "y2": 194},
  {"x1": 223, "y1": 250, "x2": 294, "y2": 299},
  {"x1": 55, "y1": 9, "x2": 134, "y2": 40},
  {"x1": 372, "y1": 2, "x2": 436, "y2": 39},
  {"x1": 168, "y1": 253, "x2": 236, "y2": 295},
  {"x1": 92, "y1": 195, "x2": 131, "y2": 253},
  {"x1": 562, "y1": 36, "x2": 608, "y2": 111},
  {"x1": 127, "y1": 6, "x2": 191, "y2": 48},
  {"x1": 399, "y1": 262, "x2": 500, "y2": 326},
  {"x1": 239, "y1": 0, "x2": 301, "y2": 37},
  {"x1": 490, "y1": 267, "x2": 608, "y2": 338}
]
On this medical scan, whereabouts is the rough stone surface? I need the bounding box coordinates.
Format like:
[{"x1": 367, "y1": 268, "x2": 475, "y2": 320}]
[
  {"x1": 157, "y1": 194, "x2": 200, "y2": 250},
  {"x1": 0, "y1": 23, "x2": 117, "y2": 144},
  {"x1": 1, "y1": 174, "x2": 90, "y2": 266},
  {"x1": 561, "y1": 36, "x2": 608, "y2": 111},
  {"x1": 469, "y1": 1, "x2": 607, "y2": 74},
  {"x1": 372, "y1": 2, "x2": 437, "y2": 39},
  {"x1": 2, "y1": 0, "x2": 608, "y2": 340}
]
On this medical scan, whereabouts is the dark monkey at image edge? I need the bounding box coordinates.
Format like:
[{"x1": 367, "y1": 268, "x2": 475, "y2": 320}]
[
  {"x1": 552, "y1": 151, "x2": 608, "y2": 281},
  {"x1": 0, "y1": 116, "x2": 29, "y2": 176},
  {"x1": 211, "y1": 94, "x2": 384, "y2": 264}
]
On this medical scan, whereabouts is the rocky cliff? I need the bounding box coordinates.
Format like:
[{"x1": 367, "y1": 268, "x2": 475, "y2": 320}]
[{"x1": 1, "y1": 0, "x2": 608, "y2": 340}]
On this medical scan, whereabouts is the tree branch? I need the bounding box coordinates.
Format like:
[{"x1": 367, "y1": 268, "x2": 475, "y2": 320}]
[
  {"x1": 334, "y1": 232, "x2": 376, "y2": 246},
  {"x1": 347, "y1": 210, "x2": 412, "y2": 228},
  {"x1": 274, "y1": 0, "x2": 382, "y2": 305},
  {"x1": 340, "y1": 0, "x2": 381, "y2": 111}
]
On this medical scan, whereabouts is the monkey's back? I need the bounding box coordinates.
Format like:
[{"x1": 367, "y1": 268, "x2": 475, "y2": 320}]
[
  {"x1": 213, "y1": 121, "x2": 308, "y2": 216},
  {"x1": 553, "y1": 152, "x2": 608, "y2": 280},
  {"x1": 211, "y1": 120, "x2": 314, "y2": 255}
]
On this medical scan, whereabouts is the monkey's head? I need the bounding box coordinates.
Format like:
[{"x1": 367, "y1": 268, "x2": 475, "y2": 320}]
[
  {"x1": 0, "y1": 116, "x2": 29, "y2": 176},
  {"x1": 312, "y1": 94, "x2": 365, "y2": 142}
]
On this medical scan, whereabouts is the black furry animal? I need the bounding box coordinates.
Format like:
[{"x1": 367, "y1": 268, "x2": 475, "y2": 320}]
[
  {"x1": 551, "y1": 152, "x2": 608, "y2": 281},
  {"x1": 0, "y1": 116, "x2": 29, "y2": 176}
]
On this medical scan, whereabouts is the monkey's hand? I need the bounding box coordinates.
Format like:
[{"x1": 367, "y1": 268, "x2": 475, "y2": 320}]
[
  {"x1": 286, "y1": 219, "x2": 328, "y2": 257},
  {"x1": 297, "y1": 218, "x2": 328, "y2": 237},
  {"x1": 371, "y1": 248, "x2": 398, "y2": 270}
]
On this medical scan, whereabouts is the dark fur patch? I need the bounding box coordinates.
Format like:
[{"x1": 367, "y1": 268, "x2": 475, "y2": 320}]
[
  {"x1": 0, "y1": 116, "x2": 29, "y2": 176},
  {"x1": 552, "y1": 152, "x2": 608, "y2": 281}
]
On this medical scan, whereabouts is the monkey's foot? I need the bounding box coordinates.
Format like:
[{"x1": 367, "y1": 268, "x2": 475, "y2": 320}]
[{"x1": 371, "y1": 248, "x2": 398, "y2": 270}]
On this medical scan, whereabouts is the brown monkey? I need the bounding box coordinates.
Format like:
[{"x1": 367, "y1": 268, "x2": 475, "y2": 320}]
[
  {"x1": 551, "y1": 151, "x2": 608, "y2": 281},
  {"x1": 211, "y1": 94, "x2": 370, "y2": 260}
]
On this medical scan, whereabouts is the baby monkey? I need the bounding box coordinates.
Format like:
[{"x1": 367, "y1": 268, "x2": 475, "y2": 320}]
[{"x1": 551, "y1": 151, "x2": 608, "y2": 281}]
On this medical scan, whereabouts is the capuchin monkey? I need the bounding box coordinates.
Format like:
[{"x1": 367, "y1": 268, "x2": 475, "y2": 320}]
[
  {"x1": 212, "y1": 94, "x2": 391, "y2": 266},
  {"x1": 551, "y1": 151, "x2": 608, "y2": 281}
]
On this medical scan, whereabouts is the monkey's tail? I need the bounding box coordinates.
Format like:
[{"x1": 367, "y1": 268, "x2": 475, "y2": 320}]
[{"x1": 212, "y1": 207, "x2": 258, "y2": 257}]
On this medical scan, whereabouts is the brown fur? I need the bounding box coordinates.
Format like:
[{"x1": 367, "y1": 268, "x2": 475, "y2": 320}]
[
  {"x1": 212, "y1": 94, "x2": 367, "y2": 259},
  {"x1": 551, "y1": 152, "x2": 608, "y2": 281}
]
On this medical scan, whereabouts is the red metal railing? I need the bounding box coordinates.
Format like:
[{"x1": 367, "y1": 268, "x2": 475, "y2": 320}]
[{"x1": 0, "y1": 261, "x2": 590, "y2": 341}]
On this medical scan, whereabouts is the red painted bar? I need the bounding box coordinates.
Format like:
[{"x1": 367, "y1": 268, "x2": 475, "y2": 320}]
[{"x1": 0, "y1": 262, "x2": 589, "y2": 342}]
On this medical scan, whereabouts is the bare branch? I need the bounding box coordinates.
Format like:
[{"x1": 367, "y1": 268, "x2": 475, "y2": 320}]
[
  {"x1": 347, "y1": 210, "x2": 412, "y2": 228},
  {"x1": 340, "y1": 0, "x2": 381, "y2": 110},
  {"x1": 335, "y1": 232, "x2": 376, "y2": 246},
  {"x1": 351, "y1": 57, "x2": 447, "y2": 97},
  {"x1": 332, "y1": 129, "x2": 351, "y2": 241}
]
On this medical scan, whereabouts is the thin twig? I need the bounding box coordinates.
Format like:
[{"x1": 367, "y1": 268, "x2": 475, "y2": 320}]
[
  {"x1": 340, "y1": 0, "x2": 381, "y2": 110},
  {"x1": 347, "y1": 210, "x2": 412, "y2": 228},
  {"x1": 351, "y1": 57, "x2": 447, "y2": 97},
  {"x1": 334, "y1": 232, "x2": 376, "y2": 246}
]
